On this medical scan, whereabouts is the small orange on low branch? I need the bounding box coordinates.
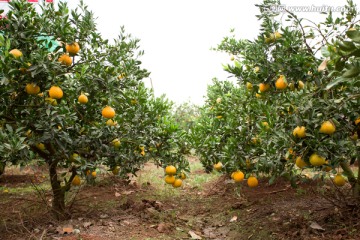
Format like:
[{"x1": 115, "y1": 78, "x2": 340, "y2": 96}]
[{"x1": 102, "y1": 106, "x2": 115, "y2": 118}]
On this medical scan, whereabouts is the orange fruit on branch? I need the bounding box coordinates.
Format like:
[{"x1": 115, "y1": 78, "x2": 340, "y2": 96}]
[
  {"x1": 58, "y1": 54, "x2": 72, "y2": 66},
  {"x1": 275, "y1": 75, "x2": 287, "y2": 90},
  {"x1": 319, "y1": 121, "x2": 336, "y2": 135},
  {"x1": 165, "y1": 165, "x2": 177, "y2": 175},
  {"x1": 25, "y1": 83, "x2": 40, "y2": 95},
  {"x1": 259, "y1": 83, "x2": 270, "y2": 92},
  {"x1": 78, "y1": 94, "x2": 88, "y2": 104},
  {"x1": 65, "y1": 42, "x2": 80, "y2": 56},
  {"x1": 102, "y1": 106, "x2": 115, "y2": 118},
  {"x1": 292, "y1": 126, "x2": 306, "y2": 138},
  {"x1": 172, "y1": 179, "x2": 182, "y2": 188},
  {"x1": 72, "y1": 175, "x2": 81, "y2": 186},
  {"x1": 309, "y1": 153, "x2": 326, "y2": 166},
  {"x1": 49, "y1": 86, "x2": 63, "y2": 99},
  {"x1": 165, "y1": 175, "x2": 176, "y2": 184},
  {"x1": 232, "y1": 171, "x2": 245, "y2": 182},
  {"x1": 333, "y1": 174, "x2": 346, "y2": 187},
  {"x1": 247, "y1": 176, "x2": 258, "y2": 188},
  {"x1": 9, "y1": 49, "x2": 23, "y2": 58}
]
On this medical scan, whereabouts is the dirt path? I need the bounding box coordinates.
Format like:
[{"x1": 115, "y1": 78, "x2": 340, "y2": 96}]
[{"x1": 1, "y1": 157, "x2": 359, "y2": 240}]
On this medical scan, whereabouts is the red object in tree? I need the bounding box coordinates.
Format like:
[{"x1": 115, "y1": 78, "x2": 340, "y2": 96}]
[
  {"x1": 28, "y1": 0, "x2": 39, "y2": 2},
  {"x1": 0, "y1": 0, "x2": 10, "y2": 2},
  {"x1": 46, "y1": 0, "x2": 53, "y2": 2}
]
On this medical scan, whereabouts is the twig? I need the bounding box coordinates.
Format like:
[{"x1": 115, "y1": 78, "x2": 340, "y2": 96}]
[
  {"x1": 39, "y1": 229, "x2": 47, "y2": 240},
  {"x1": 265, "y1": 186, "x2": 290, "y2": 194}
]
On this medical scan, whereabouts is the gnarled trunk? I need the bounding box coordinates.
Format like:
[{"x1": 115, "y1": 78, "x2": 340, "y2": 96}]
[{"x1": 49, "y1": 161, "x2": 69, "y2": 220}]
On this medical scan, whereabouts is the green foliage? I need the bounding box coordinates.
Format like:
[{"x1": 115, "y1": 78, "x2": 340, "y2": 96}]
[
  {"x1": 0, "y1": 0, "x2": 188, "y2": 215},
  {"x1": 194, "y1": 0, "x2": 360, "y2": 192}
]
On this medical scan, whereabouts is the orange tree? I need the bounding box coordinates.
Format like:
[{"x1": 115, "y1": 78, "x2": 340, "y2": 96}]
[
  {"x1": 0, "y1": 0, "x2": 188, "y2": 219},
  {"x1": 192, "y1": 0, "x2": 359, "y2": 193}
]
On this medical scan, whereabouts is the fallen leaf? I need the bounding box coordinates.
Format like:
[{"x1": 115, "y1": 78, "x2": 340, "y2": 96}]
[
  {"x1": 83, "y1": 222, "x2": 92, "y2": 228},
  {"x1": 122, "y1": 190, "x2": 135, "y2": 195},
  {"x1": 309, "y1": 221, "x2": 325, "y2": 231},
  {"x1": 230, "y1": 216, "x2": 238, "y2": 222},
  {"x1": 189, "y1": 230, "x2": 202, "y2": 239},
  {"x1": 203, "y1": 227, "x2": 217, "y2": 238},
  {"x1": 100, "y1": 214, "x2": 109, "y2": 219},
  {"x1": 115, "y1": 192, "x2": 121, "y2": 197}
]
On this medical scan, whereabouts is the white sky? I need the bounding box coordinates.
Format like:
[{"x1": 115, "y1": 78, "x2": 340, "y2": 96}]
[{"x1": 1, "y1": 0, "x2": 350, "y2": 105}]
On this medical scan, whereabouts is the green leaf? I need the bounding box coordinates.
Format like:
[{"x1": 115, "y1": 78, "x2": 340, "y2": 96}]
[
  {"x1": 325, "y1": 77, "x2": 347, "y2": 90},
  {"x1": 338, "y1": 40, "x2": 356, "y2": 52},
  {"x1": 320, "y1": 46, "x2": 330, "y2": 57},
  {"x1": 346, "y1": 30, "x2": 360, "y2": 43},
  {"x1": 342, "y1": 66, "x2": 360, "y2": 78}
]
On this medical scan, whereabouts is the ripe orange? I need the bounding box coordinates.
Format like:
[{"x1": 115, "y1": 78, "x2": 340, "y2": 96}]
[
  {"x1": 25, "y1": 83, "x2": 40, "y2": 95},
  {"x1": 58, "y1": 54, "x2": 72, "y2": 66},
  {"x1": 180, "y1": 172, "x2": 187, "y2": 180},
  {"x1": 165, "y1": 165, "x2": 177, "y2": 175},
  {"x1": 295, "y1": 156, "x2": 307, "y2": 169},
  {"x1": 309, "y1": 153, "x2": 326, "y2": 166},
  {"x1": 102, "y1": 106, "x2": 115, "y2": 118},
  {"x1": 65, "y1": 42, "x2": 80, "y2": 56},
  {"x1": 255, "y1": 93, "x2": 262, "y2": 99},
  {"x1": 232, "y1": 171, "x2": 244, "y2": 182},
  {"x1": 275, "y1": 75, "x2": 287, "y2": 90},
  {"x1": 165, "y1": 175, "x2": 176, "y2": 184},
  {"x1": 293, "y1": 126, "x2": 306, "y2": 138},
  {"x1": 49, "y1": 86, "x2": 63, "y2": 99},
  {"x1": 247, "y1": 176, "x2": 258, "y2": 188},
  {"x1": 298, "y1": 81, "x2": 305, "y2": 89},
  {"x1": 214, "y1": 162, "x2": 223, "y2": 171},
  {"x1": 259, "y1": 83, "x2": 270, "y2": 92},
  {"x1": 333, "y1": 174, "x2": 346, "y2": 187},
  {"x1": 78, "y1": 94, "x2": 88, "y2": 104},
  {"x1": 9, "y1": 49, "x2": 23, "y2": 58},
  {"x1": 319, "y1": 121, "x2": 336, "y2": 135},
  {"x1": 72, "y1": 175, "x2": 81, "y2": 186},
  {"x1": 112, "y1": 138, "x2": 121, "y2": 148},
  {"x1": 91, "y1": 171, "x2": 97, "y2": 178},
  {"x1": 172, "y1": 179, "x2": 182, "y2": 188}
]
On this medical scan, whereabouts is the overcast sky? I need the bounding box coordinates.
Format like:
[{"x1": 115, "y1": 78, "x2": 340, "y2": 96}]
[{"x1": 2, "y1": 0, "x2": 350, "y2": 105}]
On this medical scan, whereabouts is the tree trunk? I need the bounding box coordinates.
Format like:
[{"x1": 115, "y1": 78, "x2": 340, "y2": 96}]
[
  {"x1": 0, "y1": 162, "x2": 5, "y2": 176},
  {"x1": 49, "y1": 161, "x2": 69, "y2": 220},
  {"x1": 340, "y1": 160, "x2": 360, "y2": 198}
]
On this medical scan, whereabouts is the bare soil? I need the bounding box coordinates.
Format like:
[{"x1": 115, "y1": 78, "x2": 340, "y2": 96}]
[{"x1": 1, "y1": 160, "x2": 359, "y2": 240}]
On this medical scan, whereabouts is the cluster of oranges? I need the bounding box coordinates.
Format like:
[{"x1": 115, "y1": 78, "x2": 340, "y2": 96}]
[
  {"x1": 214, "y1": 162, "x2": 259, "y2": 188},
  {"x1": 292, "y1": 120, "x2": 349, "y2": 186},
  {"x1": 164, "y1": 165, "x2": 186, "y2": 188}
]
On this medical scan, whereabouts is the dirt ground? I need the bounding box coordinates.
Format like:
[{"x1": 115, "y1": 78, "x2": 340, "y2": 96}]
[{"x1": 1, "y1": 157, "x2": 360, "y2": 240}]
